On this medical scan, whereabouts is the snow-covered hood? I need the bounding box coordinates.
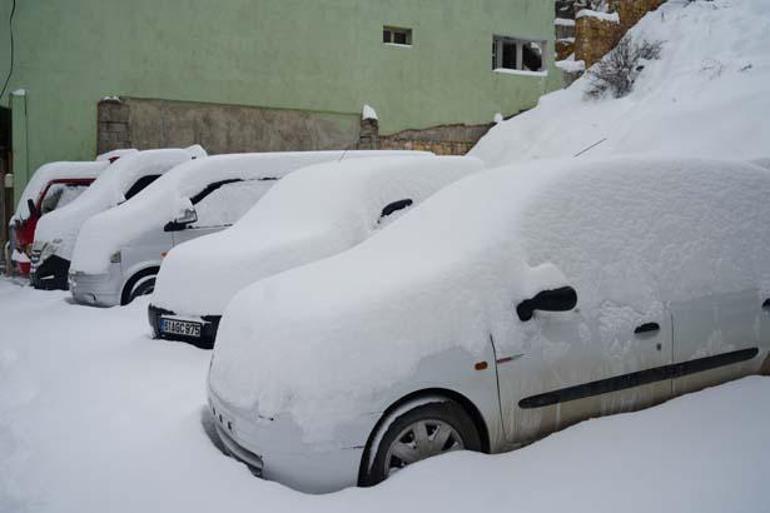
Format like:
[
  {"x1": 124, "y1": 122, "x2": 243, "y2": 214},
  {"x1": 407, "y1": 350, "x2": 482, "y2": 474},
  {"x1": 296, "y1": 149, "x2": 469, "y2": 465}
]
[
  {"x1": 11, "y1": 161, "x2": 109, "y2": 225},
  {"x1": 210, "y1": 156, "x2": 770, "y2": 435},
  {"x1": 71, "y1": 151, "x2": 400, "y2": 275},
  {"x1": 34, "y1": 146, "x2": 206, "y2": 261},
  {"x1": 151, "y1": 155, "x2": 482, "y2": 315}
]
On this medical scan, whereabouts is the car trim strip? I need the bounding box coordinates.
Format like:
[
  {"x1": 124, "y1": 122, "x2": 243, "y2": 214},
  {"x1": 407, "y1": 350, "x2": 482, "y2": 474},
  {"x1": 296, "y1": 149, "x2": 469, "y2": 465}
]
[{"x1": 518, "y1": 347, "x2": 759, "y2": 409}]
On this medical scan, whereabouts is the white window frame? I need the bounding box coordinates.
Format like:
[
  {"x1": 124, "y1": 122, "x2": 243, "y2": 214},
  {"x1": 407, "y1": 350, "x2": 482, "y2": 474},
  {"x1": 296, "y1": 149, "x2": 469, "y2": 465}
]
[{"x1": 492, "y1": 35, "x2": 548, "y2": 76}]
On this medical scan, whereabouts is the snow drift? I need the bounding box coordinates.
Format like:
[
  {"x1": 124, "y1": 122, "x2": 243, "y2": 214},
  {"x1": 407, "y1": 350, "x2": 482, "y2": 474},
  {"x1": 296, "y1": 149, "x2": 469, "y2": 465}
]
[
  {"x1": 151, "y1": 155, "x2": 481, "y2": 316},
  {"x1": 211, "y1": 156, "x2": 770, "y2": 435},
  {"x1": 33, "y1": 146, "x2": 206, "y2": 260},
  {"x1": 471, "y1": 0, "x2": 770, "y2": 166}
]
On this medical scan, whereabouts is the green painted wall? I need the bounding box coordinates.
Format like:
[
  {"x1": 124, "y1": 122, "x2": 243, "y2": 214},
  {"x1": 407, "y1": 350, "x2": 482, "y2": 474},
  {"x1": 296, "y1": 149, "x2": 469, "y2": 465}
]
[{"x1": 0, "y1": 0, "x2": 559, "y2": 190}]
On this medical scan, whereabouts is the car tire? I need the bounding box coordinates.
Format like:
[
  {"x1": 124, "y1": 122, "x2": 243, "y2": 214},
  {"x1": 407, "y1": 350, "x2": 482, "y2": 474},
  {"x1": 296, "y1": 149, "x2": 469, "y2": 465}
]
[
  {"x1": 366, "y1": 400, "x2": 481, "y2": 486},
  {"x1": 121, "y1": 268, "x2": 159, "y2": 306}
]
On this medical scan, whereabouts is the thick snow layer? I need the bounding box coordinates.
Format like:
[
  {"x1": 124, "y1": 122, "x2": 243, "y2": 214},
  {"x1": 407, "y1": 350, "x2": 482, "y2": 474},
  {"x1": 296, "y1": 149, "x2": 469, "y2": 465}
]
[
  {"x1": 471, "y1": 0, "x2": 770, "y2": 166},
  {"x1": 211, "y1": 156, "x2": 770, "y2": 434},
  {"x1": 71, "y1": 152, "x2": 405, "y2": 275},
  {"x1": 34, "y1": 147, "x2": 206, "y2": 261},
  {"x1": 0, "y1": 280, "x2": 768, "y2": 512},
  {"x1": 96, "y1": 148, "x2": 138, "y2": 162},
  {"x1": 151, "y1": 155, "x2": 481, "y2": 316},
  {"x1": 10, "y1": 161, "x2": 109, "y2": 224},
  {"x1": 576, "y1": 9, "x2": 620, "y2": 23}
]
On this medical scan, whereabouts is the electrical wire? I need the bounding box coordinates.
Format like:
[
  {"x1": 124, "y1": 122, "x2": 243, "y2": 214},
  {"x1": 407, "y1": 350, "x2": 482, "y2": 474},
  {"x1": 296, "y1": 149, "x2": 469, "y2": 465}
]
[{"x1": 0, "y1": 0, "x2": 17, "y2": 101}]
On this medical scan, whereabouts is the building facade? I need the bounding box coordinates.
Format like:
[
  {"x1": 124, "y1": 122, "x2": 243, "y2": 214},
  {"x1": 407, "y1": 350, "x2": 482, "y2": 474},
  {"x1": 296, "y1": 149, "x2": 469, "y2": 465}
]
[{"x1": 0, "y1": 0, "x2": 559, "y2": 207}]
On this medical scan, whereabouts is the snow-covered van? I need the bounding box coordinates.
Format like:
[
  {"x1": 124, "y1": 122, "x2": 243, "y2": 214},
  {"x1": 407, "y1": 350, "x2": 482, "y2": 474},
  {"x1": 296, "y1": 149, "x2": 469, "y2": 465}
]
[
  {"x1": 207, "y1": 157, "x2": 770, "y2": 493},
  {"x1": 69, "y1": 151, "x2": 422, "y2": 307},
  {"x1": 9, "y1": 161, "x2": 110, "y2": 276},
  {"x1": 149, "y1": 155, "x2": 482, "y2": 348},
  {"x1": 30, "y1": 146, "x2": 206, "y2": 290}
]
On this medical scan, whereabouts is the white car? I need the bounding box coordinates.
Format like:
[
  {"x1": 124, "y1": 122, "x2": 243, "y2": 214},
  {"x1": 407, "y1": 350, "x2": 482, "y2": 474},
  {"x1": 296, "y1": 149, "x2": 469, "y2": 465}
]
[
  {"x1": 30, "y1": 146, "x2": 206, "y2": 290},
  {"x1": 69, "y1": 151, "x2": 422, "y2": 307},
  {"x1": 149, "y1": 155, "x2": 481, "y2": 348},
  {"x1": 207, "y1": 156, "x2": 770, "y2": 493}
]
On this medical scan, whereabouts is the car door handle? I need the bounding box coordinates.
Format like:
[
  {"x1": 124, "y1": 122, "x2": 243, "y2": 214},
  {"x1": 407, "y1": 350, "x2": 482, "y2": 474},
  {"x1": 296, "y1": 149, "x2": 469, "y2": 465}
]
[{"x1": 634, "y1": 322, "x2": 660, "y2": 335}]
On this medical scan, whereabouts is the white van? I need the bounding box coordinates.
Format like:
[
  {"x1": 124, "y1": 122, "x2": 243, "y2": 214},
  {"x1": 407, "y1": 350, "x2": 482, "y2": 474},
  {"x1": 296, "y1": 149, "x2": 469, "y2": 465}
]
[
  {"x1": 206, "y1": 157, "x2": 770, "y2": 493},
  {"x1": 69, "y1": 151, "x2": 422, "y2": 306},
  {"x1": 149, "y1": 155, "x2": 483, "y2": 348},
  {"x1": 30, "y1": 146, "x2": 206, "y2": 290}
]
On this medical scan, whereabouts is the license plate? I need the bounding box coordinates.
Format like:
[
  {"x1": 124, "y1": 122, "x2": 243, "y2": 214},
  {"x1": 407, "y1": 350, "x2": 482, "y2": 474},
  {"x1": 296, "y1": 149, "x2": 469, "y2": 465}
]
[{"x1": 160, "y1": 318, "x2": 202, "y2": 338}]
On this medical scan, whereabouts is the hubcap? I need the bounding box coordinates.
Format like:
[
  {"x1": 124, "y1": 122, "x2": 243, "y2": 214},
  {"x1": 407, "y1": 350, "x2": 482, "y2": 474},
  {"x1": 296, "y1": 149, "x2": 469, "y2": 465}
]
[{"x1": 383, "y1": 419, "x2": 464, "y2": 476}]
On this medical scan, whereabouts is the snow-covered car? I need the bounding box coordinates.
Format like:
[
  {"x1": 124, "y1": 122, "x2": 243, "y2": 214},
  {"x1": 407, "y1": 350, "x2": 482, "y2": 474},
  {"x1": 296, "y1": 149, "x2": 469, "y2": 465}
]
[
  {"x1": 30, "y1": 146, "x2": 206, "y2": 290},
  {"x1": 149, "y1": 155, "x2": 481, "y2": 348},
  {"x1": 9, "y1": 160, "x2": 110, "y2": 276},
  {"x1": 207, "y1": 156, "x2": 770, "y2": 493},
  {"x1": 68, "y1": 151, "x2": 420, "y2": 307}
]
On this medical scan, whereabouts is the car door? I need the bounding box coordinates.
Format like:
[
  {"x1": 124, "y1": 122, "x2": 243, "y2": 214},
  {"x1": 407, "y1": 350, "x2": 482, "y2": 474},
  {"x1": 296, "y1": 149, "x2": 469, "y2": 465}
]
[
  {"x1": 172, "y1": 179, "x2": 276, "y2": 246},
  {"x1": 670, "y1": 289, "x2": 768, "y2": 396},
  {"x1": 494, "y1": 295, "x2": 673, "y2": 447}
]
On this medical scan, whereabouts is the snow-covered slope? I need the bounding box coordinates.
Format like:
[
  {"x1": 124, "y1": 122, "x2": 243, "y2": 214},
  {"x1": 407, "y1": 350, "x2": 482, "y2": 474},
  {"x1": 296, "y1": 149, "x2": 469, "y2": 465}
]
[{"x1": 471, "y1": 0, "x2": 770, "y2": 166}]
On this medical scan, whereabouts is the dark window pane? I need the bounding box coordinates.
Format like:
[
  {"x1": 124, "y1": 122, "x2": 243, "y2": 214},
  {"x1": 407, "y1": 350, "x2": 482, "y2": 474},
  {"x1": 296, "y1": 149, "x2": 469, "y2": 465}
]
[
  {"x1": 394, "y1": 31, "x2": 408, "y2": 45},
  {"x1": 502, "y1": 41, "x2": 517, "y2": 70},
  {"x1": 383, "y1": 30, "x2": 391, "y2": 43}
]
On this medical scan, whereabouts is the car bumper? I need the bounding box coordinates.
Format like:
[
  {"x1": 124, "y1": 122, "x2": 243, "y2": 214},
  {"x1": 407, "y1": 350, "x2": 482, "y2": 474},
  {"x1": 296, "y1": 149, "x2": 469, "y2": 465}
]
[
  {"x1": 30, "y1": 255, "x2": 71, "y2": 290},
  {"x1": 208, "y1": 388, "x2": 375, "y2": 494},
  {"x1": 69, "y1": 269, "x2": 122, "y2": 307},
  {"x1": 148, "y1": 303, "x2": 221, "y2": 349}
]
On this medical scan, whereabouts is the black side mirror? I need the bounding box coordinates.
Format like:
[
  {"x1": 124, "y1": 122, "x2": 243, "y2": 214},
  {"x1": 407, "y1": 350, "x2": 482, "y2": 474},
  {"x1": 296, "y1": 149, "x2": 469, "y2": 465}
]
[
  {"x1": 517, "y1": 286, "x2": 578, "y2": 322},
  {"x1": 27, "y1": 198, "x2": 39, "y2": 219}
]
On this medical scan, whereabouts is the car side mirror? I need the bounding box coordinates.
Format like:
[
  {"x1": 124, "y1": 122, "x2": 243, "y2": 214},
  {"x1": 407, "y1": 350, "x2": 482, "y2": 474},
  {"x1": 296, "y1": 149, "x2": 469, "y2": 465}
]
[
  {"x1": 164, "y1": 207, "x2": 198, "y2": 232},
  {"x1": 517, "y1": 286, "x2": 578, "y2": 322}
]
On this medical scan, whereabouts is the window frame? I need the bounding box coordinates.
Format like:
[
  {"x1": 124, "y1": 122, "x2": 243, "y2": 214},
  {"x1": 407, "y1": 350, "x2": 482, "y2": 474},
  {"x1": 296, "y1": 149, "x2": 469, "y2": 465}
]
[
  {"x1": 492, "y1": 35, "x2": 548, "y2": 75},
  {"x1": 383, "y1": 26, "x2": 413, "y2": 47}
]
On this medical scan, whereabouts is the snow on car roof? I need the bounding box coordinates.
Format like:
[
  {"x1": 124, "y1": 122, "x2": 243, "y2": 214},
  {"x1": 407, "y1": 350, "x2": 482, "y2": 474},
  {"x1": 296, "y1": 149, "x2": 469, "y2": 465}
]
[
  {"x1": 210, "y1": 156, "x2": 770, "y2": 438},
  {"x1": 71, "y1": 151, "x2": 422, "y2": 274},
  {"x1": 151, "y1": 155, "x2": 482, "y2": 316},
  {"x1": 11, "y1": 161, "x2": 109, "y2": 225},
  {"x1": 34, "y1": 146, "x2": 206, "y2": 260}
]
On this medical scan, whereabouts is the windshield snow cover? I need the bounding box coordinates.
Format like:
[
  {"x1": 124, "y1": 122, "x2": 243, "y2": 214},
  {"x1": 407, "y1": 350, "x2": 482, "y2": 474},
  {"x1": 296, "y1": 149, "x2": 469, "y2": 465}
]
[
  {"x1": 11, "y1": 161, "x2": 109, "y2": 225},
  {"x1": 210, "y1": 156, "x2": 770, "y2": 440},
  {"x1": 151, "y1": 155, "x2": 481, "y2": 317},
  {"x1": 70, "y1": 151, "x2": 386, "y2": 275},
  {"x1": 34, "y1": 147, "x2": 206, "y2": 260}
]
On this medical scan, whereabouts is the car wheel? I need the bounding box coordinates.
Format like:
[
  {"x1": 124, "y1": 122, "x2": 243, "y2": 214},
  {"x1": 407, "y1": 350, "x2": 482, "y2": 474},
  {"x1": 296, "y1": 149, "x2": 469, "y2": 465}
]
[
  {"x1": 366, "y1": 400, "x2": 481, "y2": 485},
  {"x1": 121, "y1": 268, "x2": 159, "y2": 305}
]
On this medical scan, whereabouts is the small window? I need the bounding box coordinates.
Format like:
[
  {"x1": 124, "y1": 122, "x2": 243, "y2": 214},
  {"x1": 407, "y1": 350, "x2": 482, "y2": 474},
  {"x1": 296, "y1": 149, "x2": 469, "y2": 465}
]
[
  {"x1": 383, "y1": 26, "x2": 413, "y2": 46},
  {"x1": 493, "y1": 36, "x2": 546, "y2": 73}
]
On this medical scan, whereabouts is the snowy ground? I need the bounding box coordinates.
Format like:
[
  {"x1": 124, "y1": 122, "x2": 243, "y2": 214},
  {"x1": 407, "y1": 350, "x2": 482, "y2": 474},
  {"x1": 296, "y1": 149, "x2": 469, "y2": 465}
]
[{"x1": 0, "y1": 278, "x2": 768, "y2": 512}]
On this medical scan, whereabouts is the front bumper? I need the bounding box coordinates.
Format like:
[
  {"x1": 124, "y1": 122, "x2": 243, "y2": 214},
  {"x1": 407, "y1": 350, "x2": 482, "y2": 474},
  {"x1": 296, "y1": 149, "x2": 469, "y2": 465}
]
[
  {"x1": 69, "y1": 268, "x2": 122, "y2": 307},
  {"x1": 30, "y1": 254, "x2": 71, "y2": 290},
  {"x1": 148, "y1": 303, "x2": 221, "y2": 350},
  {"x1": 208, "y1": 389, "x2": 372, "y2": 494}
]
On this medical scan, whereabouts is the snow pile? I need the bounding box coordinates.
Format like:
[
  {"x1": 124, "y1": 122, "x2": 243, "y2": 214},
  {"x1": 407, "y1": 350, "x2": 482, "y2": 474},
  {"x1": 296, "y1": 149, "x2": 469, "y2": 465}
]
[
  {"x1": 151, "y1": 155, "x2": 481, "y2": 316},
  {"x1": 10, "y1": 161, "x2": 109, "y2": 224},
  {"x1": 34, "y1": 146, "x2": 206, "y2": 261},
  {"x1": 471, "y1": 0, "x2": 770, "y2": 166},
  {"x1": 211, "y1": 156, "x2": 770, "y2": 434},
  {"x1": 71, "y1": 152, "x2": 402, "y2": 274},
  {"x1": 1, "y1": 280, "x2": 768, "y2": 512},
  {"x1": 362, "y1": 105, "x2": 378, "y2": 121},
  {"x1": 576, "y1": 9, "x2": 620, "y2": 23}
]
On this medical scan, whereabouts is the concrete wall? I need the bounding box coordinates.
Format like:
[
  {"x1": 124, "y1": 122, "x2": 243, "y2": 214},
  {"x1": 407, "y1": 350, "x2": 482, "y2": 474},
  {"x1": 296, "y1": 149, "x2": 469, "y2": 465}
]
[
  {"x1": 0, "y1": 0, "x2": 559, "y2": 188},
  {"x1": 98, "y1": 98, "x2": 360, "y2": 155}
]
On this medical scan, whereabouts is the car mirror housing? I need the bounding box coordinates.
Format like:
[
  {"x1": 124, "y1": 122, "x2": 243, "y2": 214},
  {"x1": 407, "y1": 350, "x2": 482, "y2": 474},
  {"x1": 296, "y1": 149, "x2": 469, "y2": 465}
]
[
  {"x1": 517, "y1": 286, "x2": 578, "y2": 322},
  {"x1": 164, "y1": 207, "x2": 198, "y2": 232}
]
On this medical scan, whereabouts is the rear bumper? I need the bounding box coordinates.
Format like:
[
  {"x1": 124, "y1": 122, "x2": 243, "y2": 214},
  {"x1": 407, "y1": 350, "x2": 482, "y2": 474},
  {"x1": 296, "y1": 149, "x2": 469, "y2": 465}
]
[
  {"x1": 31, "y1": 255, "x2": 70, "y2": 290},
  {"x1": 69, "y1": 269, "x2": 122, "y2": 307},
  {"x1": 208, "y1": 392, "x2": 369, "y2": 494},
  {"x1": 148, "y1": 303, "x2": 221, "y2": 350}
]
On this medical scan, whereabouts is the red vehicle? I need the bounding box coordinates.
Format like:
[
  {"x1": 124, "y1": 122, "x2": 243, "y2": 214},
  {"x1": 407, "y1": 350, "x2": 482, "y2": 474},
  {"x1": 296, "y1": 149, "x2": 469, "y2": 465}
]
[{"x1": 9, "y1": 162, "x2": 110, "y2": 276}]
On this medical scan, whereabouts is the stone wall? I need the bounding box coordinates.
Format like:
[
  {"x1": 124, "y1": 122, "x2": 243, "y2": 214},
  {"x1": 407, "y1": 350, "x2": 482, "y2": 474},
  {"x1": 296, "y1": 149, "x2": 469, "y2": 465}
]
[
  {"x1": 97, "y1": 97, "x2": 361, "y2": 156},
  {"x1": 358, "y1": 121, "x2": 492, "y2": 156}
]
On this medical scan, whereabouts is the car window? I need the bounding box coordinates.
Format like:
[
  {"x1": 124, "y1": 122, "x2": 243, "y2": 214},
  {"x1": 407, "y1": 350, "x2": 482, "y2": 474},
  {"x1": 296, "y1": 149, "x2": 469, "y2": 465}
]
[
  {"x1": 124, "y1": 175, "x2": 162, "y2": 200},
  {"x1": 39, "y1": 183, "x2": 90, "y2": 215},
  {"x1": 190, "y1": 179, "x2": 278, "y2": 229}
]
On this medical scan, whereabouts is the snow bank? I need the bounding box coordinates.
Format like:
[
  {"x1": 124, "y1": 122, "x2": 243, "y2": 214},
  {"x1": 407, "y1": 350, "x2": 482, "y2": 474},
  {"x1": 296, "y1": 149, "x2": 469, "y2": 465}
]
[
  {"x1": 34, "y1": 147, "x2": 206, "y2": 261},
  {"x1": 151, "y1": 155, "x2": 481, "y2": 316},
  {"x1": 211, "y1": 156, "x2": 770, "y2": 435},
  {"x1": 1, "y1": 280, "x2": 768, "y2": 512},
  {"x1": 10, "y1": 161, "x2": 109, "y2": 224},
  {"x1": 471, "y1": 0, "x2": 770, "y2": 166},
  {"x1": 71, "y1": 151, "x2": 417, "y2": 274}
]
